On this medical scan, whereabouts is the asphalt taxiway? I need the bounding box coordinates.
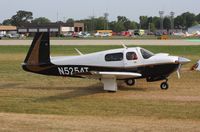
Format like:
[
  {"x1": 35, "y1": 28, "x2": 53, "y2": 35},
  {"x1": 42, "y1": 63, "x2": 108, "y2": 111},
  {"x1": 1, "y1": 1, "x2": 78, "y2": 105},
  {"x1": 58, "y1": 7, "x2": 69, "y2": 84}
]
[{"x1": 0, "y1": 39, "x2": 200, "y2": 46}]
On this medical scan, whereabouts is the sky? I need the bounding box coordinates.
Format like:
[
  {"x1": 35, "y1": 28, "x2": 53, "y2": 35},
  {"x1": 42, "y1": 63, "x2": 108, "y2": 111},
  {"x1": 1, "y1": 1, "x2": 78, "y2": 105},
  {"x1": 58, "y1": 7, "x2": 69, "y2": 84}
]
[{"x1": 0, "y1": 0, "x2": 200, "y2": 23}]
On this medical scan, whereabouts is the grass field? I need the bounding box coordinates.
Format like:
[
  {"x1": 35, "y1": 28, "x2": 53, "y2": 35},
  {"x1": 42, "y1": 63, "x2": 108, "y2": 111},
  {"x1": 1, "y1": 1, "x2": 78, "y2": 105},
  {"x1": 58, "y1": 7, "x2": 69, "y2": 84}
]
[{"x1": 0, "y1": 45, "x2": 200, "y2": 131}]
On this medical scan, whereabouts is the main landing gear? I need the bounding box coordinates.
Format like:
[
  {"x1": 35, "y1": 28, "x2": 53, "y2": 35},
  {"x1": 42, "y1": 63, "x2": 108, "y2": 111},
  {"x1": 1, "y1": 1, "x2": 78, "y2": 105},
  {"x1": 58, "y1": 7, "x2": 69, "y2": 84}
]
[
  {"x1": 125, "y1": 79, "x2": 135, "y2": 86},
  {"x1": 160, "y1": 79, "x2": 169, "y2": 90}
]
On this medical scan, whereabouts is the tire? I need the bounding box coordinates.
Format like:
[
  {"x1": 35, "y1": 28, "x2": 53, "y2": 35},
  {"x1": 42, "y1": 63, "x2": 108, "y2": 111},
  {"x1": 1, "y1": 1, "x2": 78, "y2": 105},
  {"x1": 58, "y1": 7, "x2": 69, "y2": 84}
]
[
  {"x1": 160, "y1": 82, "x2": 169, "y2": 90},
  {"x1": 125, "y1": 79, "x2": 135, "y2": 86}
]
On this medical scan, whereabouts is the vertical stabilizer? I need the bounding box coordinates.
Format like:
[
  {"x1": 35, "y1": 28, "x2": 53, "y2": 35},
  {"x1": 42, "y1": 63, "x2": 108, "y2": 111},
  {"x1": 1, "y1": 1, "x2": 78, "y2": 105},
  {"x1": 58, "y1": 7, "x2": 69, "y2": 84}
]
[{"x1": 24, "y1": 32, "x2": 50, "y2": 65}]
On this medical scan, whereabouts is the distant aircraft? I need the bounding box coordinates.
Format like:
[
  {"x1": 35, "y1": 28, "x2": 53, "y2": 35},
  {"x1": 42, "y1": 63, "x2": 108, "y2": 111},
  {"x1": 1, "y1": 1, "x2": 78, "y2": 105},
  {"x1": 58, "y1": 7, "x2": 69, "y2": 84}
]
[
  {"x1": 191, "y1": 60, "x2": 200, "y2": 71},
  {"x1": 22, "y1": 32, "x2": 190, "y2": 92},
  {"x1": 185, "y1": 31, "x2": 200, "y2": 37}
]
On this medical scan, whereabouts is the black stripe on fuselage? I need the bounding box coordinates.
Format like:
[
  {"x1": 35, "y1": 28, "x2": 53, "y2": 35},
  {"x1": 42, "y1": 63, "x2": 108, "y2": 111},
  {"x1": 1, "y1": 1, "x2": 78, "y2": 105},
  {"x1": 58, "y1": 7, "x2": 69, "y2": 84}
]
[{"x1": 22, "y1": 63, "x2": 179, "y2": 81}]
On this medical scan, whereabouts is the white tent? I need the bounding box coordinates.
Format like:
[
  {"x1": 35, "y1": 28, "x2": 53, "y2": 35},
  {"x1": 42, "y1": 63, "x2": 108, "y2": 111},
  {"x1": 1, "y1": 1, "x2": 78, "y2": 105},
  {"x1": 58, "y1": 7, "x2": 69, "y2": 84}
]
[{"x1": 188, "y1": 24, "x2": 200, "y2": 34}]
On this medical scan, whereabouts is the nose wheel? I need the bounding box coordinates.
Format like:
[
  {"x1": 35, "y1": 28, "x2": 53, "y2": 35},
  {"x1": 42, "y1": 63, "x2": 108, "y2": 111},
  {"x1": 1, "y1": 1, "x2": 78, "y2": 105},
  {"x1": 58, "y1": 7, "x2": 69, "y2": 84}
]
[{"x1": 160, "y1": 79, "x2": 169, "y2": 90}]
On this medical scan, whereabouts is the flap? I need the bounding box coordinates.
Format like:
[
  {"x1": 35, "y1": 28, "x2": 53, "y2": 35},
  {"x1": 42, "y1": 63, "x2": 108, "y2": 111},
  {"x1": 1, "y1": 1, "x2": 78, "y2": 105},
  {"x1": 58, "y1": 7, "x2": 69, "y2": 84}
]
[{"x1": 92, "y1": 71, "x2": 142, "y2": 79}]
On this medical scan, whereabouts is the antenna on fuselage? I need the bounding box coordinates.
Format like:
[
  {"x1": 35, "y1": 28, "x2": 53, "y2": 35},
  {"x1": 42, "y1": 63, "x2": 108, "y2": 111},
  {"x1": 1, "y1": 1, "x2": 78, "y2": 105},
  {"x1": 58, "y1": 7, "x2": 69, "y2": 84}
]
[
  {"x1": 121, "y1": 42, "x2": 127, "y2": 49},
  {"x1": 74, "y1": 48, "x2": 83, "y2": 55}
]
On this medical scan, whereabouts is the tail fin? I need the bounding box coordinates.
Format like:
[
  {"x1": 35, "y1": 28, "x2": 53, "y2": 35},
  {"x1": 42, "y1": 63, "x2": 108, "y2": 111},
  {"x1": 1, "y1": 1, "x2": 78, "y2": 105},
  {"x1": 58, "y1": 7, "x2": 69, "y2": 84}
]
[{"x1": 24, "y1": 32, "x2": 50, "y2": 65}]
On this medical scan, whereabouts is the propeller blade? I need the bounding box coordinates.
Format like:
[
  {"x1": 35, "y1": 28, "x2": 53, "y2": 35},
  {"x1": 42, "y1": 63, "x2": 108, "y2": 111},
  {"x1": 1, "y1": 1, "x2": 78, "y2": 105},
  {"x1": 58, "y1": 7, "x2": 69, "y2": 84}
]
[
  {"x1": 177, "y1": 64, "x2": 181, "y2": 79},
  {"x1": 177, "y1": 70, "x2": 180, "y2": 79}
]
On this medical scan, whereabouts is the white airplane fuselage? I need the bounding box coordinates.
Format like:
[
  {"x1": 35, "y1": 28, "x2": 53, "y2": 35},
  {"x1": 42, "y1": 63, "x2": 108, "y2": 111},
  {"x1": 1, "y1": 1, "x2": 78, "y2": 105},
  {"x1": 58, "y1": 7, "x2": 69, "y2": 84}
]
[{"x1": 50, "y1": 47, "x2": 179, "y2": 79}]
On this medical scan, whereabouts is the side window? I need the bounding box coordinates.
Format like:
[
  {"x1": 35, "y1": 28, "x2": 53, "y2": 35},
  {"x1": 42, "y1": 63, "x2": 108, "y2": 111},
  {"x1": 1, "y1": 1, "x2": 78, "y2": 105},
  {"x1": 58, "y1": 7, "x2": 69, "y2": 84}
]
[
  {"x1": 105, "y1": 53, "x2": 123, "y2": 61},
  {"x1": 126, "y1": 52, "x2": 138, "y2": 60}
]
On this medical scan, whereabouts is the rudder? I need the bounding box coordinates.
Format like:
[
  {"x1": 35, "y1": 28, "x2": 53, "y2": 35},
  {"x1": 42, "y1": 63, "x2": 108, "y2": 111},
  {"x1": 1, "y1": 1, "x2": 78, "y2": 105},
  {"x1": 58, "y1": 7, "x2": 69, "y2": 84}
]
[{"x1": 24, "y1": 32, "x2": 50, "y2": 65}]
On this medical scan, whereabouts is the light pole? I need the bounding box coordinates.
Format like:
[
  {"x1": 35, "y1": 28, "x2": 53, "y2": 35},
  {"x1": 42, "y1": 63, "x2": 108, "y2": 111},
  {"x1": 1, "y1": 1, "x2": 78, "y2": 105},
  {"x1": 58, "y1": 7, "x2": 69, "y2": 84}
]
[
  {"x1": 104, "y1": 13, "x2": 109, "y2": 30},
  {"x1": 159, "y1": 11, "x2": 164, "y2": 32},
  {"x1": 148, "y1": 22, "x2": 151, "y2": 33},
  {"x1": 170, "y1": 11, "x2": 175, "y2": 30}
]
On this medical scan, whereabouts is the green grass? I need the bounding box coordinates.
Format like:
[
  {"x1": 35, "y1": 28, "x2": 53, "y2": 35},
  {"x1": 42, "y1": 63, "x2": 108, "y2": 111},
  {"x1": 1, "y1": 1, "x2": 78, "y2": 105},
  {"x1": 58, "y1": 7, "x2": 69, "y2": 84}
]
[
  {"x1": 0, "y1": 45, "x2": 200, "y2": 55},
  {"x1": 0, "y1": 45, "x2": 200, "y2": 120},
  {"x1": 0, "y1": 94, "x2": 200, "y2": 119}
]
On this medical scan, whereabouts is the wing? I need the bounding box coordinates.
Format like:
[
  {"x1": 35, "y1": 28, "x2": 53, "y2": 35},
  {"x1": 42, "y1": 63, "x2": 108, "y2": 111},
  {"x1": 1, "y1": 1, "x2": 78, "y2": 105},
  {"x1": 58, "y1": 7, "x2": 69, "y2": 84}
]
[{"x1": 90, "y1": 71, "x2": 142, "y2": 79}]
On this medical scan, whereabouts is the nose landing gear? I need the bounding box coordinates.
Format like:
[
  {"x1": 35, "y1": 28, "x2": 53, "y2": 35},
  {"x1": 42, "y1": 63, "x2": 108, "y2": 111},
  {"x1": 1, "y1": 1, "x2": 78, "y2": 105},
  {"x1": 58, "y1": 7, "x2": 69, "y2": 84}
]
[{"x1": 160, "y1": 79, "x2": 169, "y2": 90}]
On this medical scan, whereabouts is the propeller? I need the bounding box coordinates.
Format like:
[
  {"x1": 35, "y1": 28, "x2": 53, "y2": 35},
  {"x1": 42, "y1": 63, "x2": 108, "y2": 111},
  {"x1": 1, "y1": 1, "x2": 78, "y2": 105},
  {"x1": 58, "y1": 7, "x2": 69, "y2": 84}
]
[
  {"x1": 176, "y1": 57, "x2": 190, "y2": 79},
  {"x1": 176, "y1": 64, "x2": 181, "y2": 79}
]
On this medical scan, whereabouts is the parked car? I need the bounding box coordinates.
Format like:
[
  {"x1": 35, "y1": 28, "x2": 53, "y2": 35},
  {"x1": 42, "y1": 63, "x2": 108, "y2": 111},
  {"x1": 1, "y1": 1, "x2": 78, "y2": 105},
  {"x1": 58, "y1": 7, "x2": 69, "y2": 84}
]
[
  {"x1": 147, "y1": 32, "x2": 154, "y2": 35},
  {"x1": 94, "y1": 32, "x2": 101, "y2": 37},
  {"x1": 6, "y1": 34, "x2": 20, "y2": 38},
  {"x1": 154, "y1": 32, "x2": 162, "y2": 36},
  {"x1": 63, "y1": 32, "x2": 73, "y2": 37},
  {"x1": 134, "y1": 29, "x2": 145, "y2": 36},
  {"x1": 72, "y1": 32, "x2": 79, "y2": 38},
  {"x1": 0, "y1": 34, "x2": 3, "y2": 40},
  {"x1": 82, "y1": 32, "x2": 91, "y2": 38}
]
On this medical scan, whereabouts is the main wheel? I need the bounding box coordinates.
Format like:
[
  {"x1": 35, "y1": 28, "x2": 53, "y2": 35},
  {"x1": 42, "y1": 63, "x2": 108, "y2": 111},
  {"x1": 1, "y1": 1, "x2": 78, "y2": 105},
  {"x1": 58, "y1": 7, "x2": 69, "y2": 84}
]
[
  {"x1": 160, "y1": 82, "x2": 169, "y2": 90},
  {"x1": 125, "y1": 79, "x2": 135, "y2": 86}
]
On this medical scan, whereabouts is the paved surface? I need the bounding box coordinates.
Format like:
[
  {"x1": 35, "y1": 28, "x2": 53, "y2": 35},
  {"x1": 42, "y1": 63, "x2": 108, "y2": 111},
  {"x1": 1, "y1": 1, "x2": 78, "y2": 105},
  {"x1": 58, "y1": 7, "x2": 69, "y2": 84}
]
[{"x1": 0, "y1": 39, "x2": 200, "y2": 45}]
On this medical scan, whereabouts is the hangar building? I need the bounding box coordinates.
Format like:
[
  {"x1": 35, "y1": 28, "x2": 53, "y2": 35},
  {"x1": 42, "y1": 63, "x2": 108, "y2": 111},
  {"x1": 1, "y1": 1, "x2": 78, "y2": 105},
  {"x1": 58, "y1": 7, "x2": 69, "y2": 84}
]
[
  {"x1": 0, "y1": 26, "x2": 17, "y2": 35},
  {"x1": 17, "y1": 22, "x2": 84, "y2": 36}
]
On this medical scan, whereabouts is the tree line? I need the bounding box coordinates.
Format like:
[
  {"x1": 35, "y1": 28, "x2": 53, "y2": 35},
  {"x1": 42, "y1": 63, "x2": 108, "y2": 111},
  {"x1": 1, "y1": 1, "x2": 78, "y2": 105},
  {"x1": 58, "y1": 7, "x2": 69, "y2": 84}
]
[{"x1": 1, "y1": 10, "x2": 200, "y2": 32}]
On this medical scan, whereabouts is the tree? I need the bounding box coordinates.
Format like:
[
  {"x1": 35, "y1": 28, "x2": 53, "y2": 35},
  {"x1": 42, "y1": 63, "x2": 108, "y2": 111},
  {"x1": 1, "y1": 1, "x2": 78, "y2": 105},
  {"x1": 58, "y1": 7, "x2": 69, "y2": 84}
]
[
  {"x1": 11, "y1": 10, "x2": 33, "y2": 26},
  {"x1": 130, "y1": 21, "x2": 138, "y2": 29},
  {"x1": 79, "y1": 16, "x2": 107, "y2": 32},
  {"x1": 148, "y1": 17, "x2": 153, "y2": 23},
  {"x1": 174, "y1": 15, "x2": 184, "y2": 29},
  {"x1": 163, "y1": 17, "x2": 171, "y2": 30},
  {"x1": 96, "y1": 17, "x2": 106, "y2": 30},
  {"x1": 66, "y1": 18, "x2": 74, "y2": 26},
  {"x1": 116, "y1": 16, "x2": 137, "y2": 31},
  {"x1": 152, "y1": 16, "x2": 160, "y2": 29},
  {"x1": 183, "y1": 12, "x2": 196, "y2": 27},
  {"x1": 109, "y1": 21, "x2": 116, "y2": 32},
  {"x1": 195, "y1": 13, "x2": 200, "y2": 23},
  {"x1": 2, "y1": 19, "x2": 12, "y2": 25},
  {"x1": 139, "y1": 16, "x2": 148, "y2": 29},
  {"x1": 32, "y1": 17, "x2": 51, "y2": 25},
  {"x1": 117, "y1": 16, "x2": 129, "y2": 23},
  {"x1": 192, "y1": 21, "x2": 199, "y2": 26},
  {"x1": 174, "y1": 12, "x2": 196, "y2": 29},
  {"x1": 150, "y1": 23, "x2": 156, "y2": 32},
  {"x1": 114, "y1": 21, "x2": 125, "y2": 32}
]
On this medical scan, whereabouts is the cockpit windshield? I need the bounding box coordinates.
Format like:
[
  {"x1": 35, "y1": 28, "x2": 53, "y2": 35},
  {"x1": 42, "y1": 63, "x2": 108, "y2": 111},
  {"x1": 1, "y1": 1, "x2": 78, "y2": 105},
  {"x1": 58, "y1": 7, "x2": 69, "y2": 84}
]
[{"x1": 140, "y1": 48, "x2": 154, "y2": 59}]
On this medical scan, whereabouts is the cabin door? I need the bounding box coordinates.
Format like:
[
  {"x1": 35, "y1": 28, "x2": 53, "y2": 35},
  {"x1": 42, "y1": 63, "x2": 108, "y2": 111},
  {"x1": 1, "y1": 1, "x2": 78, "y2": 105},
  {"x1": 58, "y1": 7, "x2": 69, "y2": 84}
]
[{"x1": 124, "y1": 49, "x2": 139, "y2": 67}]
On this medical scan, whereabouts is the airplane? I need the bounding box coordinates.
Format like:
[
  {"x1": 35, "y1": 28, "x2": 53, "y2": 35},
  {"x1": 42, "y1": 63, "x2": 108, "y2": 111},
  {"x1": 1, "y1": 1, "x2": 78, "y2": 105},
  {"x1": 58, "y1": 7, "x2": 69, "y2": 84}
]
[
  {"x1": 22, "y1": 32, "x2": 191, "y2": 92},
  {"x1": 185, "y1": 31, "x2": 200, "y2": 37},
  {"x1": 191, "y1": 60, "x2": 200, "y2": 71}
]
